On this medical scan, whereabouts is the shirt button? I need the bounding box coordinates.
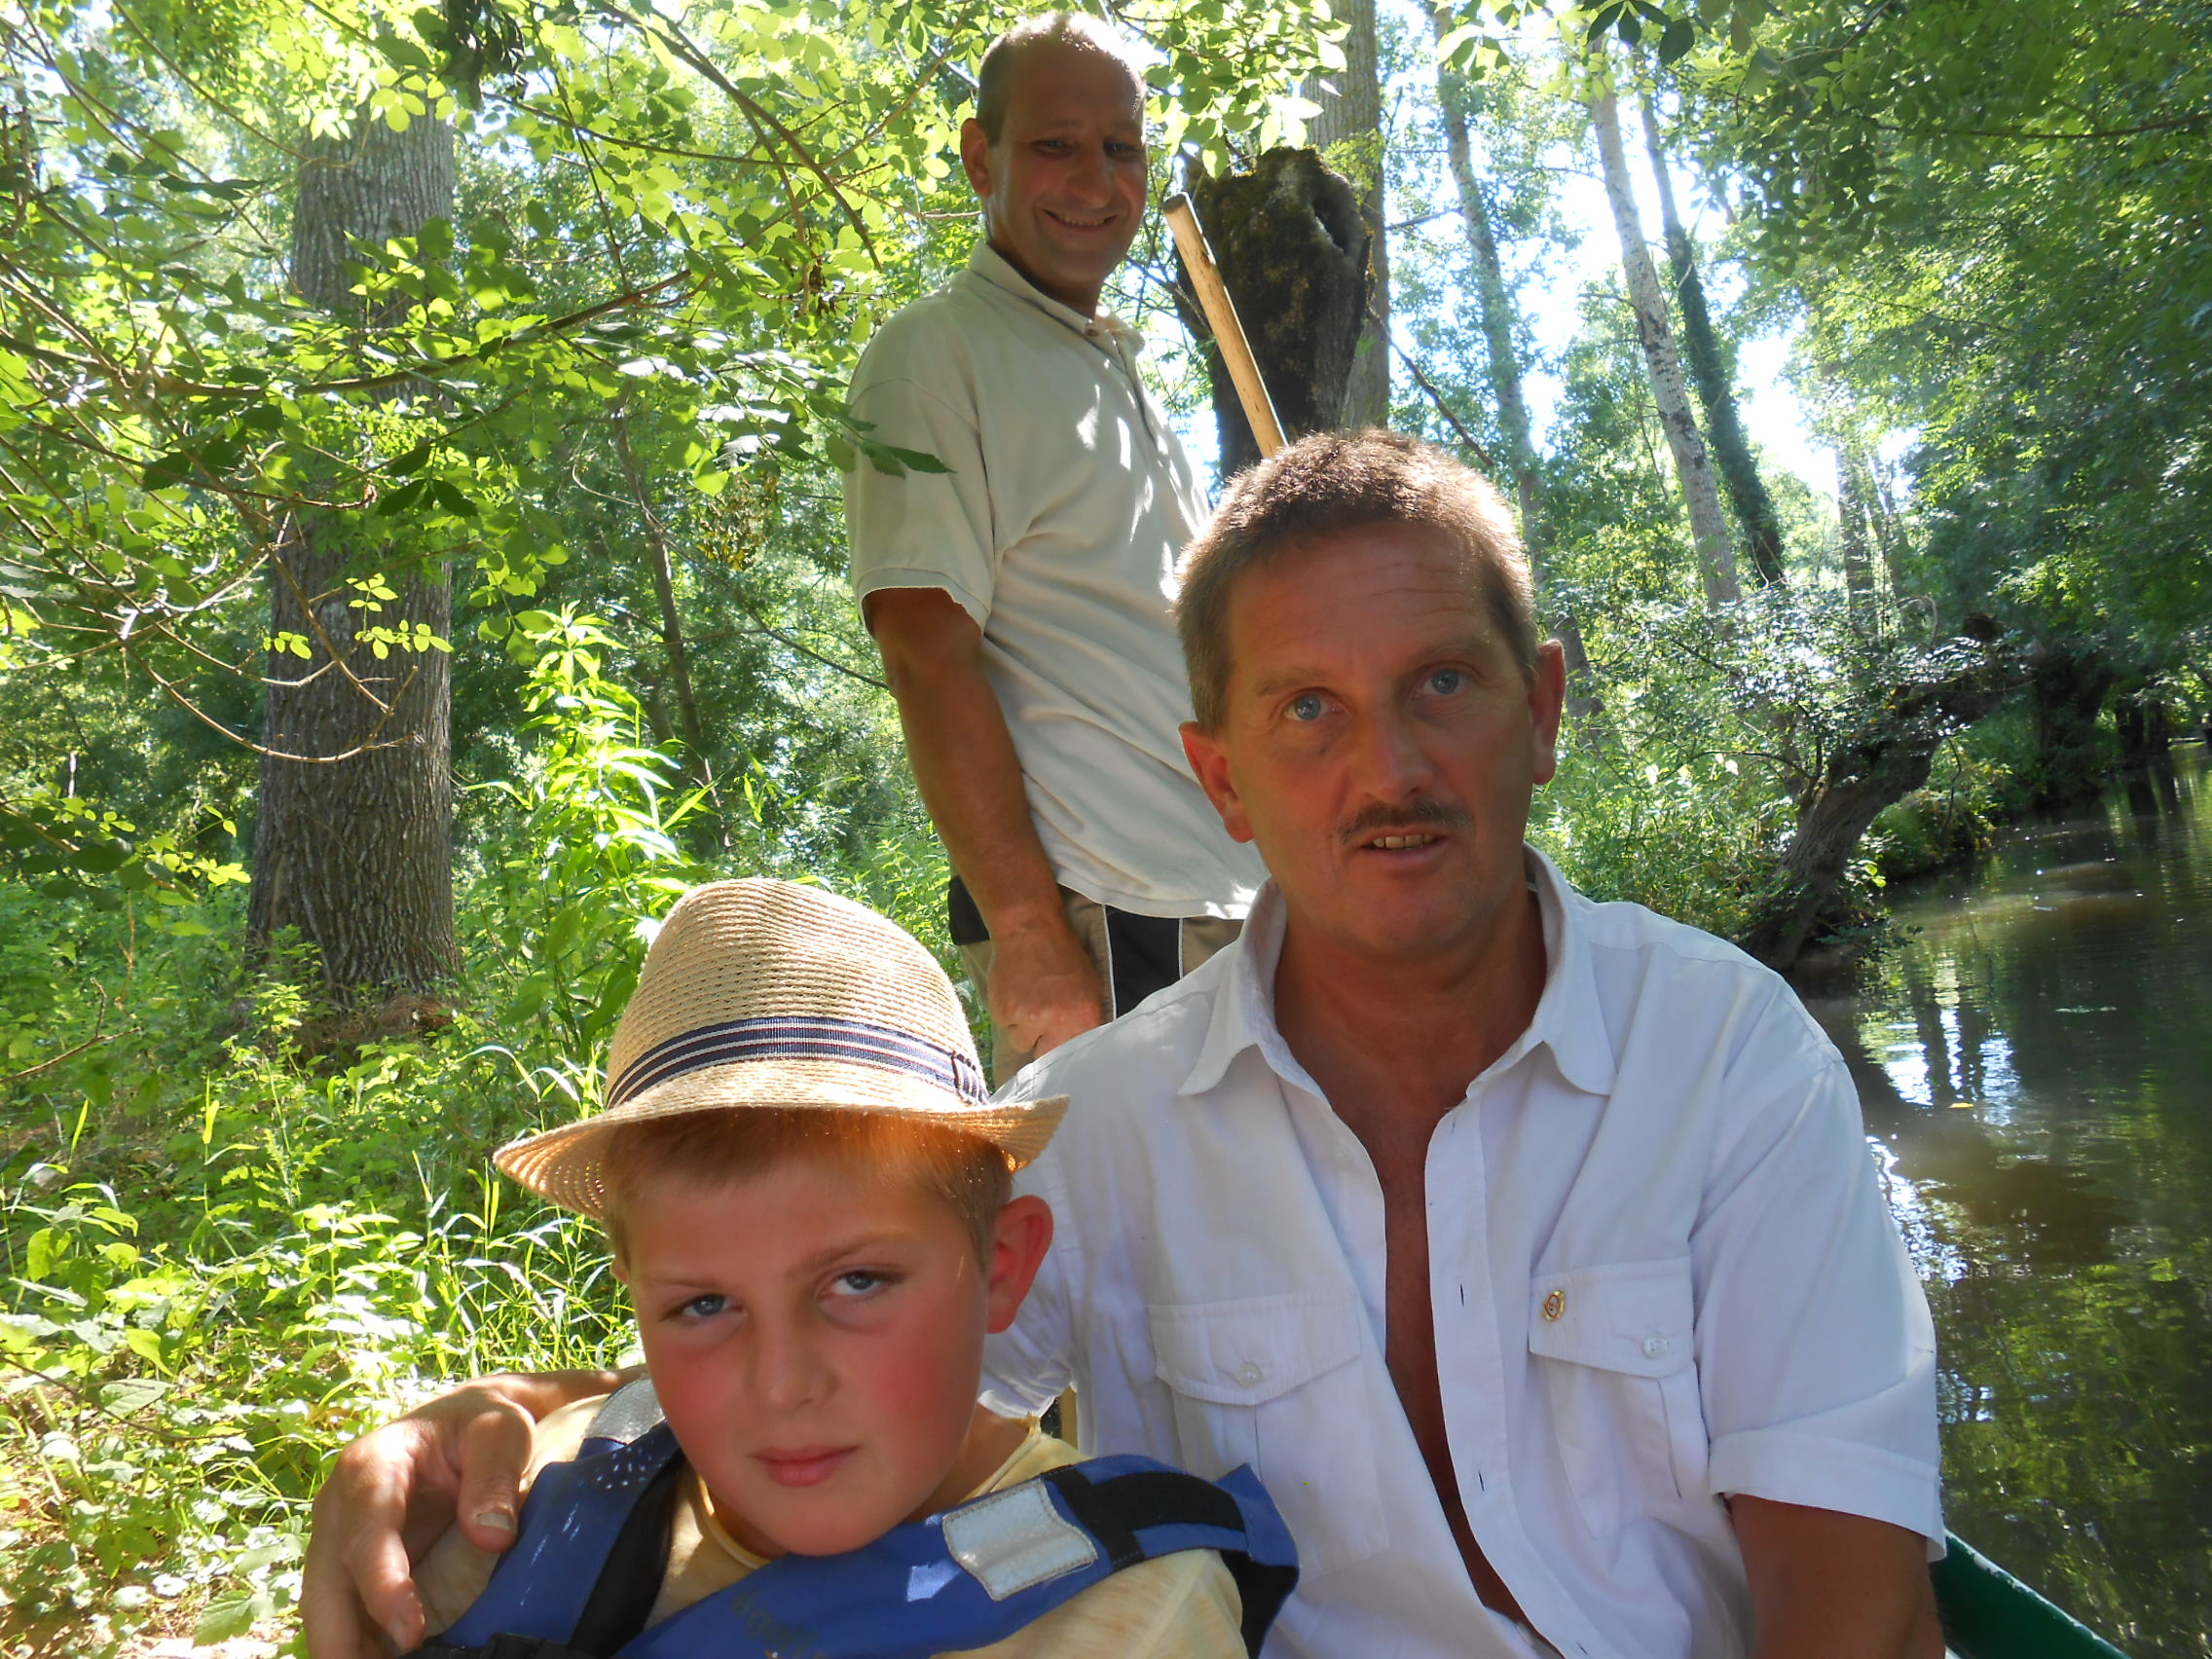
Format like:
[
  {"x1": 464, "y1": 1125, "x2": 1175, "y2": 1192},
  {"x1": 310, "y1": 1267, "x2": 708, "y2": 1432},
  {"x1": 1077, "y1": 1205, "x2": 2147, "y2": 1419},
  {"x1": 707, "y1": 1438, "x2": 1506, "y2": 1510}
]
[
  {"x1": 1542, "y1": 1290, "x2": 1567, "y2": 1321},
  {"x1": 1235, "y1": 1361, "x2": 1266, "y2": 1387},
  {"x1": 1642, "y1": 1334, "x2": 1672, "y2": 1359}
]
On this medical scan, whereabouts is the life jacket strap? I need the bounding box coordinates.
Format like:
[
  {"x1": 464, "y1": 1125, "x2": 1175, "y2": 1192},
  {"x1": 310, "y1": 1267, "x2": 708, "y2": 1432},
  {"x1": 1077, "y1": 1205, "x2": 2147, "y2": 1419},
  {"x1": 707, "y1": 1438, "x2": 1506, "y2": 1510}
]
[
  {"x1": 414, "y1": 1378, "x2": 1300, "y2": 1659},
  {"x1": 1040, "y1": 1461, "x2": 1299, "y2": 1653}
]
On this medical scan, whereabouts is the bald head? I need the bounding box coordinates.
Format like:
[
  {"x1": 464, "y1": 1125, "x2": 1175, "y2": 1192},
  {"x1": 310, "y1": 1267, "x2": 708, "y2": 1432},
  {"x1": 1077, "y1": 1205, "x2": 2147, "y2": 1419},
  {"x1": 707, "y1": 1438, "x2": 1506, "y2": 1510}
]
[{"x1": 976, "y1": 13, "x2": 1146, "y2": 142}]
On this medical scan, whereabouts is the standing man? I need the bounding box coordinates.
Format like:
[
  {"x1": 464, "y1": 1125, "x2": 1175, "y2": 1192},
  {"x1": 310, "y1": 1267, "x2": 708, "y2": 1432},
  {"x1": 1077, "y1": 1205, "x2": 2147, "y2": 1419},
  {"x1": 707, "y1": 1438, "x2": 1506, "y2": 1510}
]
[{"x1": 846, "y1": 13, "x2": 1264, "y2": 1076}]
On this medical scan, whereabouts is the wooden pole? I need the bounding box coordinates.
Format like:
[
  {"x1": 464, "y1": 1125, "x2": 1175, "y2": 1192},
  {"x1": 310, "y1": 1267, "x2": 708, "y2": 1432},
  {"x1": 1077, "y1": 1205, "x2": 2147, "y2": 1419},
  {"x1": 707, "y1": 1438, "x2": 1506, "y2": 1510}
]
[{"x1": 1163, "y1": 192, "x2": 1286, "y2": 459}]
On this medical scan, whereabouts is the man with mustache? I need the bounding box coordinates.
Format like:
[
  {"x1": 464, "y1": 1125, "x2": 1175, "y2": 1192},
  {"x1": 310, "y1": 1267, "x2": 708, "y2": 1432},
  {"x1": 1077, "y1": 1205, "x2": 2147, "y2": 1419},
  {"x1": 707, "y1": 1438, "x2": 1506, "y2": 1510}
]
[
  {"x1": 847, "y1": 11, "x2": 1263, "y2": 1079},
  {"x1": 304, "y1": 433, "x2": 1944, "y2": 1659}
]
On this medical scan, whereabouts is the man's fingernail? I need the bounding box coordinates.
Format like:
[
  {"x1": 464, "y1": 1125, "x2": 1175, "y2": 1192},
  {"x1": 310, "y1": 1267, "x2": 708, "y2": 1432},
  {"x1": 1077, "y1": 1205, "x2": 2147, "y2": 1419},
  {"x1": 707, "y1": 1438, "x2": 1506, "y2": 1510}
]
[
  {"x1": 474, "y1": 1507, "x2": 516, "y2": 1533},
  {"x1": 387, "y1": 1620, "x2": 416, "y2": 1652}
]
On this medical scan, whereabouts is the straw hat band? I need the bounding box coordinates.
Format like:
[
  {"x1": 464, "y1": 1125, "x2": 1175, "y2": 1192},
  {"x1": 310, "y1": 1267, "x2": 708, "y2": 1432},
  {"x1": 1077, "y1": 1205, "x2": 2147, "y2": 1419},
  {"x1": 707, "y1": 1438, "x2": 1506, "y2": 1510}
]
[{"x1": 608, "y1": 1014, "x2": 991, "y2": 1111}]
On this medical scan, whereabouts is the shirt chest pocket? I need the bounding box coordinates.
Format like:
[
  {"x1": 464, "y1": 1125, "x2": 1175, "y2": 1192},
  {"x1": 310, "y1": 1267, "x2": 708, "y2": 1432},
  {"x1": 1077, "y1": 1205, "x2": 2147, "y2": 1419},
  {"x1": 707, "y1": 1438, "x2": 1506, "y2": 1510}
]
[
  {"x1": 1528, "y1": 1256, "x2": 1711, "y2": 1537},
  {"x1": 1149, "y1": 1289, "x2": 1389, "y2": 1580}
]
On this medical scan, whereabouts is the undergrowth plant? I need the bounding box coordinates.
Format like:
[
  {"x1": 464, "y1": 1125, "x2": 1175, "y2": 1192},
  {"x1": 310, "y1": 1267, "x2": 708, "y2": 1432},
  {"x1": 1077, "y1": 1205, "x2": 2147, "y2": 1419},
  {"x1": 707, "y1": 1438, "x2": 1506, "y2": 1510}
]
[{"x1": 0, "y1": 616, "x2": 941, "y2": 1656}]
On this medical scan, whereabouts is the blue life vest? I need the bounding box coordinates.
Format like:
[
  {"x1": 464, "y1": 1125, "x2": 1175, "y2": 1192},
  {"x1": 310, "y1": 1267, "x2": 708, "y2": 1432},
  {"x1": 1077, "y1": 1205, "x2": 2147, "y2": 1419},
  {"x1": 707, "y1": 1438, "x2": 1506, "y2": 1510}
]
[{"x1": 407, "y1": 1380, "x2": 1299, "y2": 1659}]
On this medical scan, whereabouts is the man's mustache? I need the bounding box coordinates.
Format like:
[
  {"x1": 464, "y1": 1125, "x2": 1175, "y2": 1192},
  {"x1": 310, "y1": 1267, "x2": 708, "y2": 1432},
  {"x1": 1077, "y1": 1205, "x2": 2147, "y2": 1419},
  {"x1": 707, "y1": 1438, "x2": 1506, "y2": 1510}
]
[{"x1": 1338, "y1": 799, "x2": 1475, "y2": 849}]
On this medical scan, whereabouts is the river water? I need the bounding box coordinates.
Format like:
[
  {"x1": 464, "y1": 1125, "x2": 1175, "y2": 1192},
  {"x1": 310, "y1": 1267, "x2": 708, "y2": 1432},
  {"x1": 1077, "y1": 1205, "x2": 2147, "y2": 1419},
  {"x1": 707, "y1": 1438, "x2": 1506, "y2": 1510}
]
[{"x1": 1797, "y1": 745, "x2": 2212, "y2": 1658}]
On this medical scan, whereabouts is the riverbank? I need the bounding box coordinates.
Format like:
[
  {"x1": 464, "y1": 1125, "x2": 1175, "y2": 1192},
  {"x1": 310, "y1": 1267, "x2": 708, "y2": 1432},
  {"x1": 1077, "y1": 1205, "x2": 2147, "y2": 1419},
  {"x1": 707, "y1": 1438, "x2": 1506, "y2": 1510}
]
[{"x1": 1803, "y1": 745, "x2": 2212, "y2": 1659}]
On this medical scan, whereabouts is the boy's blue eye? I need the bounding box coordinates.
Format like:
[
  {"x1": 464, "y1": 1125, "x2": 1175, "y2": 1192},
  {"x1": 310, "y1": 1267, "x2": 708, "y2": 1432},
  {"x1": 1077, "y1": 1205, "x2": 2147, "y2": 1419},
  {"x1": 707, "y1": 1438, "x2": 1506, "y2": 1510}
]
[
  {"x1": 680, "y1": 1293, "x2": 726, "y2": 1320},
  {"x1": 830, "y1": 1270, "x2": 888, "y2": 1298}
]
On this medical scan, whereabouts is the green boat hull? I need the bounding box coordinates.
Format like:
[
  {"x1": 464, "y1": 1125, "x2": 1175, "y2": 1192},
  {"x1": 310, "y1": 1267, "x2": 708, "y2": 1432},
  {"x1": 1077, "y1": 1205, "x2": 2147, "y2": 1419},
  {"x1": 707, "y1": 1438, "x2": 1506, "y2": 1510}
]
[{"x1": 1936, "y1": 1534, "x2": 2131, "y2": 1659}]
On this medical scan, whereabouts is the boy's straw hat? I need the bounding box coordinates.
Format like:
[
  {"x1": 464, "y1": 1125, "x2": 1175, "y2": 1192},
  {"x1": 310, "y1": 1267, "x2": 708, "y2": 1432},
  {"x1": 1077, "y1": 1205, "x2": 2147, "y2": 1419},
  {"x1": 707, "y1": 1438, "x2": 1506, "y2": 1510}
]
[{"x1": 495, "y1": 879, "x2": 1067, "y2": 1217}]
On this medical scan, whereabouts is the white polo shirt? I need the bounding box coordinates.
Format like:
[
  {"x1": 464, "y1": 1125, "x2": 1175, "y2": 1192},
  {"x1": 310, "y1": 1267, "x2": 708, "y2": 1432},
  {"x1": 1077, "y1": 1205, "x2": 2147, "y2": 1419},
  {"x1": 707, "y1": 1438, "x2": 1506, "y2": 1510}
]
[
  {"x1": 982, "y1": 851, "x2": 1942, "y2": 1659},
  {"x1": 844, "y1": 242, "x2": 1265, "y2": 920}
]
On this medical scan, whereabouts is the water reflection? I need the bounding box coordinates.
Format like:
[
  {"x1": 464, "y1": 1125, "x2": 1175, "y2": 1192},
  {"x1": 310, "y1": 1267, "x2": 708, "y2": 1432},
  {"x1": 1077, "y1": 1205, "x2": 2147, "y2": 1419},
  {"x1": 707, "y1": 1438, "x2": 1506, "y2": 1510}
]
[{"x1": 1797, "y1": 746, "x2": 2212, "y2": 1659}]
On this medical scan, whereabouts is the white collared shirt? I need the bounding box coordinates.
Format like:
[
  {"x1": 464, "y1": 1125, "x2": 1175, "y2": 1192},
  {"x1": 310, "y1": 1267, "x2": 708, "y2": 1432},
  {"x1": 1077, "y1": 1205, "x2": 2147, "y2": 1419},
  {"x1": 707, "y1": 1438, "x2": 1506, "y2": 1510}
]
[
  {"x1": 844, "y1": 242, "x2": 1266, "y2": 920},
  {"x1": 983, "y1": 851, "x2": 1942, "y2": 1659}
]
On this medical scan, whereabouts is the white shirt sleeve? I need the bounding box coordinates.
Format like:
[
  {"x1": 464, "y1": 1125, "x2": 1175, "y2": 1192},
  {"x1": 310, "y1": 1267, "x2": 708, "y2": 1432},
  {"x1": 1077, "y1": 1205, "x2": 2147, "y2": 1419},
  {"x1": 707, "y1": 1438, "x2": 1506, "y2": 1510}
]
[
  {"x1": 981, "y1": 1139, "x2": 1080, "y2": 1419},
  {"x1": 843, "y1": 320, "x2": 1001, "y2": 630},
  {"x1": 1693, "y1": 993, "x2": 1944, "y2": 1548}
]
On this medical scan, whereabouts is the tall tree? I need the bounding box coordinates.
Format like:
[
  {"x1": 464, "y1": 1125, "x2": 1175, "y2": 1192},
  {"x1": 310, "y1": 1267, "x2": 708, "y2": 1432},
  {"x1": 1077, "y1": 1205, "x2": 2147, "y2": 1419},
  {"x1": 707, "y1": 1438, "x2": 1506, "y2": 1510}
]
[
  {"x1": 1835, "y1": 447, "x2": 1876, "y2": 596},
  {"x1": 1586, "y1": 69, "x2": 1741, "y2": 606},
  {"x1": 1429, "y1": 24, "x2": 1600, "y2": 716},
  {"x1": 246, "y1": 112, "x2": 458, "y2": 991},
  {"x1": 1303, "y1": 0, "x2": 1389, "y2": 427},
  {"x1": 611, "y1": 406, "x2": 712, "y2": 791},
  {"x1": 1638, "y1": 92, "x2": 1787, "y2": 586}
]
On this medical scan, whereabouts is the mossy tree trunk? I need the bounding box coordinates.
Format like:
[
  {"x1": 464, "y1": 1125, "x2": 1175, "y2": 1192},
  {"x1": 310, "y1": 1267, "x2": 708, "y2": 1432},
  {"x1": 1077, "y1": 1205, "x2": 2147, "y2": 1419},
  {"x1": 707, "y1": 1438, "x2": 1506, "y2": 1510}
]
[
  {"x1": 1179, "y1": 148, "x2": 1371, "y2": 478},
  {"x1": 1745, "y1": 645, "x2": 2015, "y2": 972},
  {"x1": 1301, "y1": 0, "x2": 1388, "y2": 429}
]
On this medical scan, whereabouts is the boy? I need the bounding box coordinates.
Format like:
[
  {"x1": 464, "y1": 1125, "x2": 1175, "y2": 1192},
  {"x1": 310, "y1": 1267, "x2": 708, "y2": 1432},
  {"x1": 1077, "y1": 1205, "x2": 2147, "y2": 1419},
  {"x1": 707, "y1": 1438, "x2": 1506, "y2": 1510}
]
[{"x1": 402, "y1": 878, "x2": 1296, "y2": 1658}]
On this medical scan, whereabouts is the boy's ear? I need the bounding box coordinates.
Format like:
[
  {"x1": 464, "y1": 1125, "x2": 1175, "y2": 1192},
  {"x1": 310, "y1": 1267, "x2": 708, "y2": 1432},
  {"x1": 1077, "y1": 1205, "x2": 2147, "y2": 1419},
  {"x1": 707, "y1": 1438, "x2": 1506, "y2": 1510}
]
[{"x1": 983, "y1": 1194, "x2": 1054, "y2": 1335}]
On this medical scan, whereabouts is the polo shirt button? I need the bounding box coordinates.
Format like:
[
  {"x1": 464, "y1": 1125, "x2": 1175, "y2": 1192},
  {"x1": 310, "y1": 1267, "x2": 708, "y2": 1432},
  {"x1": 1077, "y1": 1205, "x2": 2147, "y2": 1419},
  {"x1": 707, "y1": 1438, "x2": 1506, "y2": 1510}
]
[
  {"x1": 1542, "y1": 1290, "x2": 1567, "y2": 1321},
  {"x1": 1235, "y1": 1361, "x2": 1265, "y2": 1387},
  {"x1": 1642, "y1": 1334, "x2": 1671, "y2": 1359}
]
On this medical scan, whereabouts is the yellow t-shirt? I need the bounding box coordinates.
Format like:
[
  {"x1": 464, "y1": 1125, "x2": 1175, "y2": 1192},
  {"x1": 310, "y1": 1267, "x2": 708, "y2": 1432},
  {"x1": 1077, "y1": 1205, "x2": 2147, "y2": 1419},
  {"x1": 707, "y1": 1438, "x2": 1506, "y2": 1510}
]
[{"x1": 417, "y1": 1396, "x2": 1247, "y2": 1659}]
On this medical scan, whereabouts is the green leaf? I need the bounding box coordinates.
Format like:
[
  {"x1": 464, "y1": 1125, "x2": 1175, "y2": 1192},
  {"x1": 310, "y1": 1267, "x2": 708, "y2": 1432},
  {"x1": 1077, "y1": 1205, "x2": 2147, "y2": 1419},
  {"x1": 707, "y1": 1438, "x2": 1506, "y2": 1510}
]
[
  {"x1": 195, "y1": 1589, "x2": 270, "y2": 1644},
  {"x1": 141, "y1": 452, "x2": 195, "y2": 491},
  {"x1": 100, "y1": 1373, "x2": 169, "y2": 1409}
]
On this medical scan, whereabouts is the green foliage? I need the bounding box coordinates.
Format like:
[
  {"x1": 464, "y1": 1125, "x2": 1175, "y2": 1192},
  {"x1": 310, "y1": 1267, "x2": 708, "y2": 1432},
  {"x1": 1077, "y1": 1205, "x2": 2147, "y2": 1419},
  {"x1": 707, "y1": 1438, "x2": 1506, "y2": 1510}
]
[
  {"x1": 470, "y1": 608, "x2": 709, "y2": 1068},
  {"x1": 0, "y1": 614, "x2": 961, "y2": 1651},
  {"x1": 0, "y1": 0, "x2": 2202, "y2": 1646},
  {"x1": 1691, "y1": 0, "x2": 2212, "y2": 682}
]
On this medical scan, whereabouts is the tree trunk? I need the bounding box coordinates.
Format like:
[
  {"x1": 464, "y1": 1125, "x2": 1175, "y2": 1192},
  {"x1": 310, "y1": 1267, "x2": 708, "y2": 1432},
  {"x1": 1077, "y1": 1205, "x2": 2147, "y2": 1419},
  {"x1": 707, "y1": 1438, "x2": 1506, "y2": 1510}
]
[
  {"x1": 2028, "y1": 644, "x2": 2116, "y2": 807},
  {"x1": 1836, "y1": 447, "x2": 1875, "y2": 596},
  {"x1": 1432, "y1": 26, "x2": 1600, "y2": 723},
  {"x1": 1303, "y1": 0, "x2": 1388, "y2": 428},
  {"x1": 1867, "y1": 452, "x2": 1908, "y2": 589},
  {"x1": 1743, "y1": 645, "x2": 2013, "y2": 971},
  {"x1": 1586, "y1": 72, "x2": 1740, "y2": 607},
  {"x1": 611, "y1": 408, "x2": 711, "y2": 784},
  {"x1": 1180, "y1": 149, "x2": 1370, "y2": 478},
  {"x1": 247, "y1": 111, "x2": 458, "y2": 993},
  {"x1": 1639, "y1": 94, "x2": 1787, "y2": 587}
]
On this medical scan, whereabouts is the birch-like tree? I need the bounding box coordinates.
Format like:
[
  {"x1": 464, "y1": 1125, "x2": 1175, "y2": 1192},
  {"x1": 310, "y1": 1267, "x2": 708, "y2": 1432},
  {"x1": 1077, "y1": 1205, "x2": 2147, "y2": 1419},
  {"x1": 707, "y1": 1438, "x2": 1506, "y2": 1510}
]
[
  {"x1": 1585, "y1": 65, "x2": 1740, "y2": 606},
  {"x1": 1428, "y1": 19, "x2": 1600, "y2": 716},
  {"x1": 1638, "y1": 93, "x2": 1787, "y2": 587}
]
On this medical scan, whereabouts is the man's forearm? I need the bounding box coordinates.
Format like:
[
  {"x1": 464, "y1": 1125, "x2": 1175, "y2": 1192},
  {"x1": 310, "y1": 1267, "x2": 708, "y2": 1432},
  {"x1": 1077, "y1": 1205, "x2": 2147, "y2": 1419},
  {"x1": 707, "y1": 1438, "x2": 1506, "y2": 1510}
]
[
  {"x1": 483, "y1": 1365, "x2": 640, "y2": 1421},
  {"x1": 874, "y1": 610, "x2": 1067, "y2": 943},
  {"x1": 867, "y1": 586, "x2": 1103, "y2": 1057}
]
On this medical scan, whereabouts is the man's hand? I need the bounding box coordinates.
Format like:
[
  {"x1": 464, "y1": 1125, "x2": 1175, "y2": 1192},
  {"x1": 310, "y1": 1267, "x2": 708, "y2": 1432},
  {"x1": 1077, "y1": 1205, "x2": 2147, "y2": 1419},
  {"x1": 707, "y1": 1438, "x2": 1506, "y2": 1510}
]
[
  {"x1": 986, "y1": 910, "x2": 1107, "y2": 1058},
  {"x1": 1732, "y1": 1494, "x2": 1942, "y2": 1659},
  {"x1": 302, "y1": 1370, "x2": 623, "y2": 1659}
]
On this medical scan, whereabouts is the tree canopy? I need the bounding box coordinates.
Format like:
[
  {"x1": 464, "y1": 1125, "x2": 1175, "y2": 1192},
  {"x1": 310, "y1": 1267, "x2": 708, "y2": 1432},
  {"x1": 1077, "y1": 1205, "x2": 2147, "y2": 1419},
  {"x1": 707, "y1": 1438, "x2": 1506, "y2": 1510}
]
[{"x1": 2, "y1": 0, "x2": 2207, "y2": 1647}]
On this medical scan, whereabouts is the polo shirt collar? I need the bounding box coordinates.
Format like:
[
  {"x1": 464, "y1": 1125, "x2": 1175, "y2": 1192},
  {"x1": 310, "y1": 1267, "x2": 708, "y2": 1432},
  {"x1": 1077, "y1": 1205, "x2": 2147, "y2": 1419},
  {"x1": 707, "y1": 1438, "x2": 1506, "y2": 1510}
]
[
  {"x1": 1176, "y1": 846, "x2": 1618, "y2": 1102},
  {"x1": 962, "y1": 240, "x2": 1146, "y2": 353}
]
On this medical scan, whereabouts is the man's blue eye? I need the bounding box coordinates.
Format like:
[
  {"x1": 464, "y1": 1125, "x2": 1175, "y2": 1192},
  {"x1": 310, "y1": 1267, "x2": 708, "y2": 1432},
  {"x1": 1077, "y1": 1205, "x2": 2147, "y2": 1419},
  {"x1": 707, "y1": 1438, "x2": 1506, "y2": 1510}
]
[
  {"x1": 1428, "y1": 669, "x2": 1466, "y2": 695},
  {"x1": 1288, "y1": 693, "x2": 1325, "y2": 721}
]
